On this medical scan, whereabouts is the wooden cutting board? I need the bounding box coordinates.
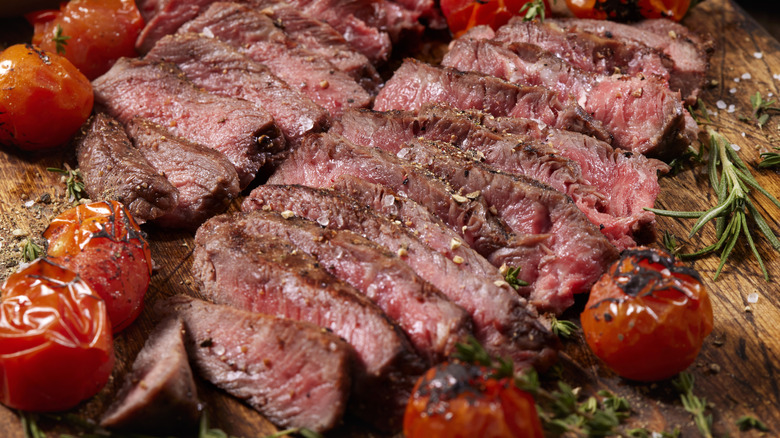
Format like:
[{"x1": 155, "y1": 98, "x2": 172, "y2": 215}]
[{"x1": 1, "y1": 0, "x2": 779, "y2": 436}]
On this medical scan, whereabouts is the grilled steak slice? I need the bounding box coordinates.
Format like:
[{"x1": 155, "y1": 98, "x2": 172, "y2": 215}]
[
  {"x1": 204, "y1": 210, "x2": 472, "y2": 363},
  {"x1": 179, "y1": 2, "x2": 371, "y2": 117},
  {"x1": 100, "y1": 318, "x2": 199, "y2": 434},
  {"x1": 268, "y1": 132, "x2": 512, "y2": 261},
  {"x1": 243, "y1": 184, "x2": 559, "y2": 371},
  {"x1": 75, "y1": 113, "x2": 178, "y2": 224},
  {"x1": 193, "y1": 221, "x2": 423, "y2": 429},
  {"x1": 487, "y1": 20, "x2": 672, "y2": 85},
  {"x1": 332, "y1": 175, "x2": 503, "y2": 280},
  {"x1": 92, "y1": 58, "x2": 283, "y2": 188},
  {"x1": 443, "y1": 37, "x2": 697, "y2": 158},
  {"x1": 374, "y1": 59, "x2": 610, "y2": 142},
  {"x1": 125, "y1": 117, "x2": 239, "y2": 230},
  {"x1": 159, "y1": 295, "x2": 353, "y2": 432},
  {"x1": 551, "y1": 18, "x2": 712, "y2": 106},
  {"x1": 395, "y1": 138, "x2": 618, "y2": 312},
  {"x1": 256, "y1": 4, "x2": 382, "y2": 93},
  {"x1": 145, "y1": 33, "x2": 329, "y2": 147}
]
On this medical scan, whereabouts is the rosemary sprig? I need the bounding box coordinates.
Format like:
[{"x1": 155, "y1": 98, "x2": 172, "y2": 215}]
[
  {"x1": 687, "y1": 98, "x2": 712, "y2": 125},
  {"x1": 52, "y1": 24, "x2": 71, "y2": 56},
  {"x1": 673, "y1": 372, "x2": 713, "y2": 438},
  {"x1": 736, "y1": 415, "x2": 769, "y2": 432},
  {"x1": 647, "y1": 130, "x2": 780, "y2": 280},
  {"x1": 759, "y1": 146, "x2": 780, "y2": 168},
  {"x1": 47, "y1": 166, "x2": 86, "y2": 202},
  {"x1": 519, "y1": 0, "x2": 546, "y2": 21},
  {"x1": 550, "y1": 316, "x2": 578, "y2": 340},
  {"x1": 21, "y1": 238, "x2": 43, "y2": 262}
]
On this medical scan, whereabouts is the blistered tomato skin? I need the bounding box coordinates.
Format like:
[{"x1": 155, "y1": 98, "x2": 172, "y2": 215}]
[
  {"x1": 404, "y1": 361, "x2": 544, "y2": 438},
  {"x1": 0, "y1": 258, "x2": 114, "y2": 412},
  {"x1": 0, "y1": 44, "x2": 93, "y2": 150},
  {"x1": 565, "y1": 0, "x2": 690, "y2": 22},
  {"x1": 441, "y1": 0, "x2": 551, "y2": 37},
  {"x1": 44, "y1": 200, "x2": 152, "y2": 333},
  {"x1": 28, "y1": 0, "x2": 145, "y2": 80},
  {"x1": 581, "y1": 247, "x2": 713, "y2": 382}
]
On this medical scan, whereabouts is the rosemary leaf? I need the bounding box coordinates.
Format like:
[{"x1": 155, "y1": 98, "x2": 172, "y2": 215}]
[{"x1": 759, "y1": 147, "x2": 780, "y2": 168}]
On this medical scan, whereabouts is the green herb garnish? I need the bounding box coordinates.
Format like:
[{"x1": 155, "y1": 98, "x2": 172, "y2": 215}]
[
  {"x1": 759, "y1": 146, "x2": 780, "y2": 168},
  {"x1": 550, "y1": 316, "x2": 578, "y2": 340},
  {"x1": 47, "y1": 166, "x2": 86, "y2": 202},
  {"x1": 673, "y1": 372, "x2": 713, "y2": 438},
  {"x1": 52, "y1": 24, "x2": 71, "y2": 56},
  {"x1": 519, "y1": 0, "x2": 546, "y2": 21},
  {"x1": 22, "y1": 238, "x2": 43, "y2": 262},
  {"x1": 736, "y1": 415, "x2": 769, "y2": 432},
  {"x1": 502, "y1": 265, "x2": 529, "y2": 289}
]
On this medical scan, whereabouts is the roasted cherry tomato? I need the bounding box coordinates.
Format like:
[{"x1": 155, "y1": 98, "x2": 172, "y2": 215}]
[
  {"x1": 0, "y1": 258, "x2": 114, "y2": 412},
  {"x1": 44, "y1": 200, "x2": 152, "y2": 333},
  {"x1": 581, "y1": 247, "x2": 713, "y2": 382},
  {"x1": 565, "y1": 0, "x2": 690, "y2": 22},
  {"x1": 404, "y1": 361, "x2": 543, "y2": 438},
  {"x1": 441, "y1": 0, "x2": 551, "y2": 37},
  {"x1": 28, "y1": 0, "x2": 144, "y2": 80},
  {"x1": 0, "y1": 43, "x2": 93, "y2": 150}
]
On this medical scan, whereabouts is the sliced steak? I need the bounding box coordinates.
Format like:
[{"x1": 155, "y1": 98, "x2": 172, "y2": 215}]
[
  {"x1": 179, "y1": 2, "x2": 371, "y2": 117},
  {"x1": 125, "y1": 117, "x2": 240, "y2": 230},
  {"x1": 100, "y1": 318, "x2": 199, "y2": 434},
  {"x1": 193, "y1": 222, "x2": 422, "y2": 429},
  {"x1": 268, "y1": 132, "x2": 512, "y2": 262},
  {"x1": 75, "y1": 113, "x2": 178, "y2": 224},
  {"x1": 374, "y1": 59, "x2": 610, "y2": 142},
  {"x1": 92, "y1": 58, "x2": 283, "y2": 188},
  {"x1": 487, "y1": 20, "x2": 673, "y2": 85},
  {"x1": 442, "y1": 37, "x2": 697, "y2": 158},
  {"x1": 145, "y1": 33, "x2": 329, "y2": 146},
  {"x1": 158, "y1": 295, "x2": 353, "y2": 432},
  {"x1": 243, "y1": 184, "x2": 559, "y2": 371},
  {"x1": 333, "y1": 174, "x2": 503, "y2": 280},
  {"x1": 395, "y1": 138, "x2": 619, "y2": 312},
  {"x1": 551, "y1": 18, "x2": 712, "y2": 105},
  {"x1": 204, "y1": 210, "x2": 472, "y2": 364}
]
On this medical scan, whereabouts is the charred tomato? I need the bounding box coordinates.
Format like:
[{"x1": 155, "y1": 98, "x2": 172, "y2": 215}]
[
  {"x1": 565, "y1": 0, "x2": 691, "y2": 22},
  {"x1": 0, "y1": 44, "x2": 93, "y2": 150},
  {"x1": 28, "y1": 0, "x2": 145, "y2": 80},
  {"x1": 441, "y1": 0, "x2": 551, "y2": 37},
  {"x1": 581, "y1": 247, "x2": 713, "y2": 382},
  {"x1": 44, "y1": 200, "x2": 152, "y2": 333},
  {"x1": 0, "y1": 258, "x2": 114, "y2": 412},
  {"x1": 404, "y1": 361, "x2": 543, "y2": 438}
]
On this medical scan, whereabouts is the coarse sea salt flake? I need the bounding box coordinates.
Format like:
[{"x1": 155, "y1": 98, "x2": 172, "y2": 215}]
[
  {"x1": 729, "y1": 88, "x2": 737, "y2": 94},
  {"x1": 754, "y1": 52, "x2": 764, "y2": 59},
  {"x1": 748, "y1": 292, "x2": 759, "y2": 304},
  {"x1": 734, "y1": 77, "x2": 741, "y2": 83},
  {"x1": 727, "y1": 105, "x2": 736, "y2": 113},
  {"x1": 730, "y1": 143, "x2": 740, "y2": 151},
  {"x1": 774, "y1": 73, "x2": 780, "y2": 81},
  {"x1": 742, "y1": 72, "x2": 752, "y2": 80},
  {"x1": 716, "y1": 100, "x2": 727, "y2": 109}
]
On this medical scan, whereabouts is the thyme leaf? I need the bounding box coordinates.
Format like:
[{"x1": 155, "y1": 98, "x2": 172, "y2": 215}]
[
  {"x1": 662, "y1": 230, "x2": 681, "y2": 256},
  {"x1": 550, "y1": 316, "x2": 578, "y2": 340},
  {"x1": 47, "y1": 166, "x2": 86, "y2": 202},
  {"x1": 759, "y1": 147, "x2": 780, "y2": 168},
  {"x1": 501, "y1": 264, "x2": 529, "y2": 289},
  {"x1": 673, "y1": 372, "x2": 713, "y2": 438},
  {"x1": 747, "y1": 92, "x2": 780, "y2": 129},
  {"x1": 52, "y1": 24, "x2": 71, "y2": 56},
  {"x1": 519, "y1": 0, "x2": 546, "y2": 21},
  {"x1": 22, "y1": 238, "x2": 43, "y2": 262},
  {"x1": 736, "y1": 415, "x2": 769, "y2": 432}
]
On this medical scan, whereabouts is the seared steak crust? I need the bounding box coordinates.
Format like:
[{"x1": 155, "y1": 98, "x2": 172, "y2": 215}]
[
  {"x1": 158, "y1": 295, "x2": 354, "y2": 432},
  {"x1": 92, "y1": 58, "x2": 283, "y2": 188},
  {"x1": 75, "y1": 113, "x2": 178, "y2": 224}
]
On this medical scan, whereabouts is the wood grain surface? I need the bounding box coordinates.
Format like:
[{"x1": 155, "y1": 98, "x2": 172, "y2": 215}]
[{"x1": 1, "y1": 0, "x2": 779, "y2": 436}]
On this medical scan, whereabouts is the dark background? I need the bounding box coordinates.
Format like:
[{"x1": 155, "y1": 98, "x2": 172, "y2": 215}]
[{"x1": 735, "y1": 0, "x2": 780, "y2": 40}]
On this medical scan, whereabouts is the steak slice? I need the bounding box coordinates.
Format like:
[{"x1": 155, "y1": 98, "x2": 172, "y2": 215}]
[
  {"x1": 395, "y1": 138, "x2": 619, "y2": 312},
  {"x1": 125, "y1": 117, "x2": 240, "y2": 230},
  {"x1": 158, "y1": 295, "x2": 353, "y2": 432},
  {"x1": 145, "y1": 33, "x2": 329, "y2": 147},
  {"x1": 179, "y1": 2, "x2": 371, "y2": 117},
  {"x1": 268, "y1": 132, "x2": 513, "y2": 262},
  {"x1": 442, "y1": 37, "x2": 697, "y2": 158},
  {"x1": 205, "y1": 210, "x2": 472, "y2": 363},
  {"x1": 374, "y1": 59, "x2": 610, "y2": 142},
  {"x1": 551, "y1": 18, "x2": 712, "y2": 106},
  {"x1": 100, "y1": 318, "x2": 199, "y2": 434},
  {"x1": 75, "y1": 113, "x2": 178, "y2": 224},
  {"x1": 193, "y1": 221, "x2": 423, "y2": 429},
  {"x1": 243, "y1": 184, "x2": 559, "y2": 371},
  {"x1": 92, "y1": 58, "x2": 283, "y2": 188},
  {"x1": 332, "y1": 174, "x2": 503, "y2": 280}
]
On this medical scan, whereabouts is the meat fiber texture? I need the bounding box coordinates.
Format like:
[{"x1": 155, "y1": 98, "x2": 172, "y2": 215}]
[
  {"x1": 125, "y1": 117, "x2": 240, "y2": 230},
  {"x1": 551, "y1": 17, "x2": 713, "y2": 106},
  {"x1": 207, "y1": 210, "x2": 473, "y2": 364},
  {"x1": 75, "y1": 113, "x2": 178, "y2": 224},
  {"x1": 146, "y1": 33, "x2": 330, "y2": 147},
  {"x1": 192, "y1": 221, "x2": 423, "y2": 430},
  {"x1": 374, "y1": 59, "x2": 612, "y2": 142},
  {"x1": 442, "y1": 37, "x2": 698, "y2": 159},
  {"x1": 179, "y1": 2, "x2": 371, "y2": 117},
  {"x1": 158, "y1": 295, "x2": 354, "y2": 433},
  {"x1": 92, "y1": 58, "x2": 284, "y2": 188},
  {"x1": 100, "y1": 318, "x2": 200, "y2": 435},
  {"x1": 243, "y1": 184, "x2": 559, "y2": 371}
]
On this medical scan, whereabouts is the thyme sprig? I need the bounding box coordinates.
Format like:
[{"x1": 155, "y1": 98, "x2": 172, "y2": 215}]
[
  {"x1": 52, "y1": 24, "x2": 71, "y2": 56},
  {"x1": 519, "y1": 0, "x2": 546, "y2": 21},
  {"x1": 550, "y1": 316, "x2": 578, "y2": 340},
  {"x1": 736, "y1": 415, "x2": 769, "y2": 432},
  {"x1": 501, "y1": 264, "x2": 529, "y2": 289},
  {"x1": 47, "y1": 166, "x2": 86, "y2": 202},
  {"x1": 739, "y1": 92, "x2": 780, "y2": 129},
  {"x1": 759, "y1": 146, "x2": 780, "y2": 168},
  {"x1": 647, "y1": 130, "x2": 780, "y2": 280},
  {"x1": 662, "y1": 230, "x2": 681, "y2": 256},
  {"x1": 673, "y1": 372, "x2": 713, "y2": 438}
]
